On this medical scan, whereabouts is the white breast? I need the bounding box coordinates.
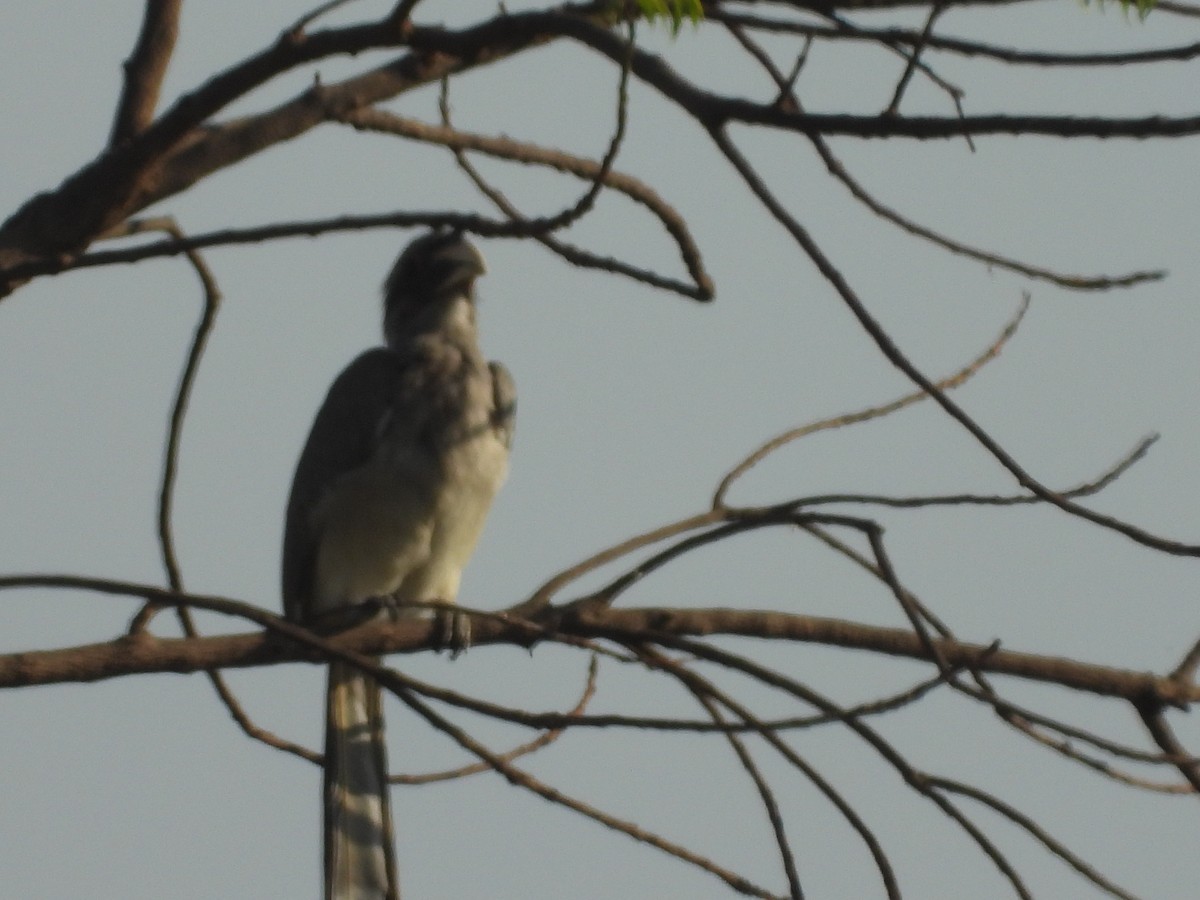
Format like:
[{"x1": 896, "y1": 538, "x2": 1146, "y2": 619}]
[{"x1": 311, "y1": 374, "x2": 509, "y2": 612}]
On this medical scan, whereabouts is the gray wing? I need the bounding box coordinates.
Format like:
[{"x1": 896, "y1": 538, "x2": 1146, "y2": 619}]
[
  {"x1": 489, "y1": 360, "x2": 517, "y2": 451},
  {"x1": 282, "y1": 348, "x2": 409, "y2": 622}
]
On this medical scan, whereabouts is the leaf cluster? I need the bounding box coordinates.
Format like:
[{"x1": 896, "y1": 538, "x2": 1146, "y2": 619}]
[{"x1": 632, "y1": 0, "x2": 704, "y2": 33}]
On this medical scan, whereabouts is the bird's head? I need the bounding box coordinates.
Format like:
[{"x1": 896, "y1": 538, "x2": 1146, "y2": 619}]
[{"x1": 383, "y1": 229, "x2": 487, "y2": 345}]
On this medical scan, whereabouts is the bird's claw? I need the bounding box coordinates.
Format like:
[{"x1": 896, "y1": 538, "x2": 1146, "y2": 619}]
[{"x1": 434, "y1": 606, "x2": 472, "y2": 658}]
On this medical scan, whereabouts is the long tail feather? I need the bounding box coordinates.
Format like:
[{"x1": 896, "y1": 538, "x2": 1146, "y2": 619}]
[{"x1": 324, "y1": 660, "x2": 399, "y2": 900}]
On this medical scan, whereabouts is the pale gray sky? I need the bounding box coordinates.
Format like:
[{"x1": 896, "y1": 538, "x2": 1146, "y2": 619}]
[{"x1": 2, "y1": 1, "x2": 1199, "y2": 898}]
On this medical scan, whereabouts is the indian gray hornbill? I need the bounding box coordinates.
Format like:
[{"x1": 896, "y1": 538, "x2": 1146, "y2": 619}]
[{"x1": 282, "y1": 230, "x2": 515, "y2": 900}]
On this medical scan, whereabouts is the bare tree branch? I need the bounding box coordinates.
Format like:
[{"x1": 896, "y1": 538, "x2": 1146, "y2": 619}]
[
  {"x1": 0, "y1": 12, "x2": 422, "y2": 278},
  {"x1": 438, "y1": 20, "x2": 636, "y2": 240},
  {"x1": 882, "y1": 1, "x2": 945, "y2": 114},
  {"x1": 1170, "y1": 634, "x2": 1200, "y2": 684},
  {"x1": 2, "y1": 575, "x2": 1197, "y2": 708},
  {"x1": 709, "y1": 10, "x2": 1200, "y2": 67},
  {"x1": 91, "y1": 219, "x2": 322, "y2": 766},
  {"x1": 287, "y1": 0, "x2": 366, "y2": 36},
  {"x1": 336, "y1": 108, "x2": 713, "y2": 299},
  {"x1": 638, "y1": 646, "x2": 905, "y2": 899},
  {"x1": 389, "y1": 654, "x2": 600, "y2": 785},
  {"x1": 1136, "y1": 702, "x2": 1200, "y2": 792},
  {"x1": 715, "y1": 293, "x2": 1029, "y2": 506},
  {"x1": 658, "y1": 636, "x2": 1038, "y2": 899},
  {"x1": 930, "y1": 777, "x2": 1141, "y2": 900},
  {"x1": 790, "y1": 434, "x2": 1157, "y2": 512},
  {"x1": 706, "y1": 123, "x2": 1200, "y2": 557},
  {"x1": 546, "y1": 16, "x2": 1200, "y2": 138},
  {"x1": 4, "y1": 4, "x2": 1200, "y2": 897},
  {"x1": 395, "y1": 688, "x2": 784, "y2": 899},
  {"x1": 110, "y1": 0, "x2": 183, "y2": 146},
  {"x1": 7, "y1": 4, "x2": 1199, "y2": 294}
]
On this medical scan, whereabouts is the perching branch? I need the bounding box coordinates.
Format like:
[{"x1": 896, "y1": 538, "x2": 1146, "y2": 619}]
[
  {"x1": 5, "y1": 3, "x2": 1200, "y2": 897},
  {"x1": 1, "y1": 575, "x2": 1196, "y2": 708}
]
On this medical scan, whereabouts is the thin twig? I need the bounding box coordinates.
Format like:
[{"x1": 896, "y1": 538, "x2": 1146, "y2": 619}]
[
  {"x1": 784, "y1": 434, "x2": 1157, "y2": 512},
  {"x1": 931, "y1": 777, "x2": 1142, "y2": 900},
  {"x1": 287, "y1": 0, "x2": 364, "y2": 36},
  {"x1": 707, "y1": 124, "x2": 1200, "y2": 558},
  {"x1": 883, "y1": 3, "x2": 945, "y2": 115},
  {"x1": 390, "y1": 654, "x2": 600, "y2": 785},
  {"x1": 1156, "y1": 0, "x2": 1200, "y2": 17},
  {"x1": 800, "y1": 522, "x2": 958, "y2": 640},
  {"x1": 843, "y1": 513, "x2": 957, "y2": 677},
  {"x1": 657, "y1": 637, "x2": 1035, "y2": 899},
  {"x1": 1136, "y1": 701, "x2": 1200, "y2": 792},
  {"x1": 722, "y1": 19, "x2": 794, "y2": 99},
  {"x1": 638, "y1": 647, "x2": 806, "y2": 899},
  {"x1": 1169, "y1": 634, "x2": 1200, "y2": 684},
  {"x1": 709, "y1": 10, "x2": 1200, "y2": 68},
  {"x1": 334, "y1": 108, "x2": 713, "y2": 299},
  {"x1": 783, "y1": 37, "x2": 813, "y2": 101},
  {"x1": 119, "y1": 217, "x2": 222, "y2": 625},
  {"x1": 395, "y1": 689, "x2": 783, "y2": 899},
  {"x1": 725, "y1": 21, "x2": 1148, "y2": 288},
  {"x1": 826, "y1": 10, "x2": 969, "y2": 130},
  {"x1": 495, "y1": 19, "x2": 637, "y2": 237},
  {"x1": 97, "y1": 219, "x2": 321, "y2": 765},
  {"x1": 578, "y1": 516, "x2": 795, "y2": 609},
  {"x1": 383, "y1": 668, "x2": 947, "y2": 737},
  {"x1": 816, "y1": 130, "x2": 1160, "y2": 287},
  {"x1": 509, "y1": 510, "x2": 724, "y2": 617},
  {"x1": 714, "y1": 293, "x2": 1029, "y2": 508},
  {"x1": 434, "y1": 23, "x2": 714, "y2": 300},
  {"x1": 637, "y1": 646, "x2": 902, "y2": 899},
  {"x1": 999, "y1": 714, "x2": 1194, "y2": 794},
  {"x1": 15, "y1": 206, "x2": 711, "y2": 302}
]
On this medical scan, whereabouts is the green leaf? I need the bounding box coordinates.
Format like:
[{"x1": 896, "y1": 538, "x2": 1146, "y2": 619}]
[
  {"x1": 634, "y1": 0, "x2": 704, "y2": 33},
  {"x1": 1079, "y1": 0, "x2": 1157, "y2": 21}
]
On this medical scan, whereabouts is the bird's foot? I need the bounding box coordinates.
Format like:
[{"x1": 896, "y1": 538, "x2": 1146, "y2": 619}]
[{"x1": 432, "y1": 604, "x2": 471, "y2": 658}]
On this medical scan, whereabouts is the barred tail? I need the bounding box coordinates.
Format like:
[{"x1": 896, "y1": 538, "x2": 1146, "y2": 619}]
[{"x1": 324, "y1": 660, "x2": 399, "y2": 900}]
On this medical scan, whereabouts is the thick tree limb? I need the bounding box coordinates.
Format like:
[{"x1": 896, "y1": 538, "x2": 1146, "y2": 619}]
[
  {"x1": 109, "y1": 0, "x2": 184, "y2": 146},
  {"x1": 541, "y1": 16, "x2": 1200, "y2": 137},
  {"x1": 136, "y1": 15, "x2": 565, "y2": 211},
  {"x1": 1, "y1": 577, "x2": 1196, "y2": 708},
  {"x1": 0, "y1": 15, "x2": 419, "y2": 277},
  {"x1": 7, "y1": 4, "x2": 1200, "y2": 294}
]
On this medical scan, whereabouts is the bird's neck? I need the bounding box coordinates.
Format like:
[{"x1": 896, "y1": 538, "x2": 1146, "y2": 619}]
[{"x1": 384, "y1": 292, "x2": 477, "y2": 349}]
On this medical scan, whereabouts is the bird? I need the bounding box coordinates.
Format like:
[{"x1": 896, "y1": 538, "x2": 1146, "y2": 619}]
[{"x1": 281, "y1": 230, "x2": 515, "y2": 900}]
